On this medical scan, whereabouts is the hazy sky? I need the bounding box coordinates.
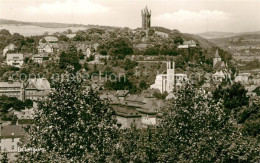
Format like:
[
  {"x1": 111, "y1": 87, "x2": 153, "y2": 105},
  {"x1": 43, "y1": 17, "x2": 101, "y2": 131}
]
[{"x1": 0, "y1": 0, "x2": 260, "y2": 33}]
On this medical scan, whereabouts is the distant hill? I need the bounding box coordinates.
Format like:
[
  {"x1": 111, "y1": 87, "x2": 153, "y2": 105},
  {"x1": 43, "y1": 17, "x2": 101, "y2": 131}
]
[
  {"x1": 152, "y1": 26, "x2": 217, "y2": 49},
  {"x1": 0, "y1": 19, "x2": 87, "y2": 28},
  {"x1": 197, "y1": 31, "x2": 260, "y2": 39},
  {"x1": 210, "y1": 34, "x2": 260, "y2": 45}
]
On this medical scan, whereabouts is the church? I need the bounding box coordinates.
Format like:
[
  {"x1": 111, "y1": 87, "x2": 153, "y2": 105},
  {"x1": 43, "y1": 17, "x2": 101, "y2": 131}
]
[{"x1": 150, "y1": 61, "x2": 188, "y2": 93}]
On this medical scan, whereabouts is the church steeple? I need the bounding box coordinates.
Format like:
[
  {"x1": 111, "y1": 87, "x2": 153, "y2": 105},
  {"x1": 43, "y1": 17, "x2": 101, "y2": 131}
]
[
  {"x1": 214, "y1": 49, "x2": 220, "y2": 58},
  {"x1": 213, "y1": 49, "x2": 222, "y2": 67}
]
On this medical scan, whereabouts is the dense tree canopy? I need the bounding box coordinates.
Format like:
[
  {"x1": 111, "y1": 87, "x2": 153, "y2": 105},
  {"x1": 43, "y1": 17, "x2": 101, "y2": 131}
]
[
  {"x1": 17, "y1": 71, "x2": 119, "y2": 162},
  {"x1": 59, "y1": 45, "x2": 81, "y2": 71}
]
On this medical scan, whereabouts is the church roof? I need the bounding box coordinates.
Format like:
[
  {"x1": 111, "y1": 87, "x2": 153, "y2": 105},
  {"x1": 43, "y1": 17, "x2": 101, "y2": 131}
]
[
  {"x1": 214, "y1": 49, "x2": 220, "y2": 58},
  {"x1": 214, "y1": 61, "x2": 227, "y2": 70}
]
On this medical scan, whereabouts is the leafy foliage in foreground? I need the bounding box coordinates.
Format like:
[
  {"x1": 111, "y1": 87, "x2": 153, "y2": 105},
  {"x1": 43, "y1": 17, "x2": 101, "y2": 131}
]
[
  {"x1": 17, "y1": 81, "x2": 260, "y2": 162},
  {"x1": 17, "y1": 72, "x2": 118, "y2": 162}
]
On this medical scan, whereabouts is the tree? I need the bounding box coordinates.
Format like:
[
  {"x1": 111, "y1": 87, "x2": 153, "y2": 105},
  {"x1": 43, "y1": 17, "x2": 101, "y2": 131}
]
[
  {"x1": 78, "y1": 49, "x2": 85, "y2": 60},
  {"x1": 156, "y1": 84, "x2": 260, "y2": 162},
  {"x1": 59, "y1": 45, "x2": 81, "y2": 72},
  {"x1": 148, "y1": 29, "x2": 155, "y2": 36},
  {"x1": 98, "y1": 37, "x2": 133, "y2": 59},
  {"x1": 24, "y1": 99, "x2": 33, "y2": 108},
  {"x1": 213, "y1": 82, "x2": 249, "y2": 110},
  {"x1": 139, "y1": 80, "x2": 148, "y2": 90},
  {"x1": 1, "y1": 152, "x2": 9, "y2": 163},
  {"x1": 17, "y1": 71, "x2": 119, "y2": 162}
]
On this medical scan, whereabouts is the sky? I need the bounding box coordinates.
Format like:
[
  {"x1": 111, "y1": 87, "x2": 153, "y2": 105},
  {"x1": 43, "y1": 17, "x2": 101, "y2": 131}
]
[{"x1": 0, "y1": 0, "x2": 260, "y2": 33}]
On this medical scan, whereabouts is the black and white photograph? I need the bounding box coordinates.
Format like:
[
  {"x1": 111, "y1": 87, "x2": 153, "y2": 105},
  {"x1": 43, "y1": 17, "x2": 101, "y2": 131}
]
[{"x1": 0, "y1": 0, "x2": 260, "y2": 162}]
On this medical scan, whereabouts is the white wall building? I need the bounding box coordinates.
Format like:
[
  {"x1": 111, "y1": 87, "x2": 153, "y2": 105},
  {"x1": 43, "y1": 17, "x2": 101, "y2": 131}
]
[
  {"x1": 0, "y1": 125, "x2": 25, "y2": 153},
  {"x1": 6, "y1": 53, "x2": 24, "y2": 68},
  {"x1": 150, "y1": 61, "x2": 175, "y2": 93}
]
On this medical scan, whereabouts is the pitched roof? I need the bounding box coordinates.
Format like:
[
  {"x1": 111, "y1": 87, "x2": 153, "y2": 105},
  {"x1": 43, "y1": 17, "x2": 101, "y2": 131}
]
[
  {"x1": 26, "y1": 78, "x2": 51, "y2": 90},
  {"x1": 214, "y1": 49, "x2": 220, "y2": 58},
  {"x1": 138, "y1": 100, "x2": 160, "y2": 114},
  {"x1": 6, "y1": 53, "x2": 23, "y2": 60},
  {"x1": 214, "y1": 61, "x2": 227, "y2": 70},
  {"x1": 125, "y1": 95, "x2": 146, "y2": 103},
  {"x1": 0, "y1": 125, "x2": 25, "y2": 138},
  {"x1": 44, "y1": 36, "x2": 58, "y2": 42},
  {"x1": 38, "y1": 42, "x2": 59, "y2": 49},
  {"x1": 116, "y1": 90, "x2": 129, "y2": 97},
  {"x1": 38, "y1": 43, "x2": 50, "y2": 49},
  {"x1": 0, "y1": 82, "x2": 21, "y2": 88}
]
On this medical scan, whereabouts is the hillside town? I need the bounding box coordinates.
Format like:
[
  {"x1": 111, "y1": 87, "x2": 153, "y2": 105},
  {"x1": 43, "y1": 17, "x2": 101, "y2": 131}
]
[{"x1": 0, "y1": 2, "x2": 259, "y2": 162}]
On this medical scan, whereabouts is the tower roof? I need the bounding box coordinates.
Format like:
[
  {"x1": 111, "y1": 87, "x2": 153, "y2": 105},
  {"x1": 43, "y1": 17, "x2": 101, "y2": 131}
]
[{"x1": 214, "y1": 49, "x2": 220, "y2": 58}]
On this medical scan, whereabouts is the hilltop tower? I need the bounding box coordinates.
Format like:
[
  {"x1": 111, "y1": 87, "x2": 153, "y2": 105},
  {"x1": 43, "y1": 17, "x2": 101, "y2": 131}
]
[
  {"x1": 213, "y1": 49, "x2": 221, "y2": 67},
  {"x1": 141, "y1": 6, "x2": 151, "y2": 30},
  {"x1": 166, "y1": 61, "x2": 175, "y2": 93}
]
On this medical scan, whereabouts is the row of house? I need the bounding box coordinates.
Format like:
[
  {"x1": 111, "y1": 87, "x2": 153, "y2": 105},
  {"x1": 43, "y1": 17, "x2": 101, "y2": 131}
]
[
  {"x1": 0, "y1": 77, "x2": 51, "y2": 101},
  {"x1": 100, "y1": 89, "x2": 166, "y2": 128}
]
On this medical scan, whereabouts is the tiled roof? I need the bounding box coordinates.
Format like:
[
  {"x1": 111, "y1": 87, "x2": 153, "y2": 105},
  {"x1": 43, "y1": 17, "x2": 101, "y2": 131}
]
[
  {"x1": 116, "y1": 90, "x2": 129, "y2": 97},
  {"x1": 214, "y1": 61, "x2": 227, "y2": 70},
  {"x1": 38, "y1": 43, "x2": 59, "y2": 49},
  {"x1": 44, "y1": 36, "x2": 58, "y2": 42},
  {"x1": 138, "y1": 100, "x2": 160, "y2": 114},
  {"x1": 0, "y1": 82, "x2": 21, "y2": 88},
  {"x1": 26, "y1": 78, "x2": 51, "y2": 90},
  {"x1": 0, "y1": 125, "x2": 25, "y2": 138},
  {"x1": 125, "y1": 95, "x2": 146, "y2": 103}
]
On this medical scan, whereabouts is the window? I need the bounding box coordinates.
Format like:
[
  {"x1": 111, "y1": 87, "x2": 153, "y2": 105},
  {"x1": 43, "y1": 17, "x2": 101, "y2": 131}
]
[
  {"x1": 12, "y1": 146, "x2": 14, "y2": 150},
  {"x1": 12, "y1": 138, "x2": 14, "y2": 142}
]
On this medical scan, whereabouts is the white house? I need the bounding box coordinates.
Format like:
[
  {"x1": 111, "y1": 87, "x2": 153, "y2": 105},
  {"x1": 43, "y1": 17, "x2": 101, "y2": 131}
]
[
  {"x1": 32, "y1": 53, "x2": 49, "y2": 64},
  {"x1": 38, "y1": 43, "x2": 54, "y2": 53},
  {"x1": 0, "y1": 125, "x2": 25, "y2": 153},
  {"x1": 178, "y1": 40, "x2": 196, "y2": 49},
  {"x1": 235, "y1": 73, "x2": 251, "y2": 84},
  {"x1": 3, "y1": 44, "x2": 17, "y2": 56},
  {"x1": 6, "y1": 53, "x2": 24, "y2": 68}
]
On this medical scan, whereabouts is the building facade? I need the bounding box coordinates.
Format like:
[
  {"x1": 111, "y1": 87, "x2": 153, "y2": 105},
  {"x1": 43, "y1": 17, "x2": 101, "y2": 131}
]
[
  {"x1": 0, "y1": 125, "x2": 25, "y2": 153},
  {"x1": 0, "y1": 78, "x2": 51, "y2": 101},
  {"x1": 150, "y1": 61, "x2": 176, "y2": 93},
  {"x1": 6, "y1": 53, "x2": 24, "y2": 68}
]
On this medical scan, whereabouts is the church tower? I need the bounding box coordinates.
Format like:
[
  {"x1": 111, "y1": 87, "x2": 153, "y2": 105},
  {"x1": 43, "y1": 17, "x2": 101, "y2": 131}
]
[
  {"x1": 213, "y1": 49, "x2": 221, "y2": 67},
  {"x1": 166, "y1": 61, "x2": 175, "y2": 93},
  {"x1": 141, "y1": 6, "x2": 151, "y2": 30}
]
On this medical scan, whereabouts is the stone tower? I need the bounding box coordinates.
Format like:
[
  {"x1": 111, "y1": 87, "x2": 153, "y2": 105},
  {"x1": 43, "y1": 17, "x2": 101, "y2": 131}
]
[
  {"x1": 213, "y1": 49, "x2": 221, "y2": 67},
  {"x1": 141, "y1": 6, "x2": 151, "y2": 30},
  {"x1": 166, "y1": 61, "x2": 175, "y2": 93}
]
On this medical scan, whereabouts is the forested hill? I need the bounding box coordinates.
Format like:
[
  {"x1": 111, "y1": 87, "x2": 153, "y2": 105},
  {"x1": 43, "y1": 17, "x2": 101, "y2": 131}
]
[{"x1": 152, "y1": 26, "x2": 217, "y2": 49}]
